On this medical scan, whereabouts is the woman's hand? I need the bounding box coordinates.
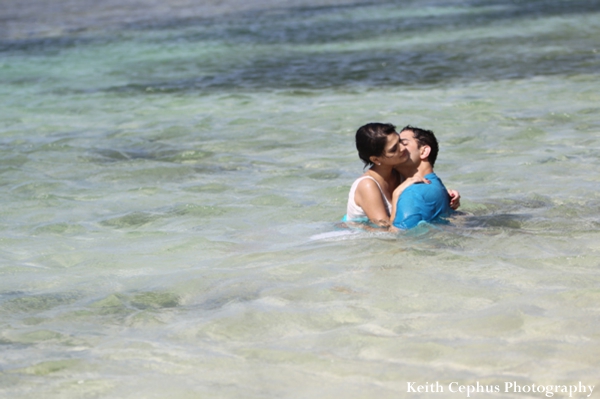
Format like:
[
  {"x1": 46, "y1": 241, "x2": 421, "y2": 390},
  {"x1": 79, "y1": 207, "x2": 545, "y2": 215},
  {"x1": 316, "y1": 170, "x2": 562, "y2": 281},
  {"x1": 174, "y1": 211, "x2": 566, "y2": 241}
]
[
  {"x1": 448, "y1": 189, "x2": 461, "y2": 210},
  {"x1": 393, "y1": 175, "x2": 430, "y2": 199},
  {"x1": 405, "y1": 175, "x2": 431, "y2": 185}
]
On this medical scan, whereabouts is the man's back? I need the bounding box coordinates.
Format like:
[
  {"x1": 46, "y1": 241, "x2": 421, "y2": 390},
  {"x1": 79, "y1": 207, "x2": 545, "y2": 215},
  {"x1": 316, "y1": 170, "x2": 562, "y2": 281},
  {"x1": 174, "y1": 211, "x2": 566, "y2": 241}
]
[{"x1": 393, "y1": 173, "x2": 451, "y2": 229}]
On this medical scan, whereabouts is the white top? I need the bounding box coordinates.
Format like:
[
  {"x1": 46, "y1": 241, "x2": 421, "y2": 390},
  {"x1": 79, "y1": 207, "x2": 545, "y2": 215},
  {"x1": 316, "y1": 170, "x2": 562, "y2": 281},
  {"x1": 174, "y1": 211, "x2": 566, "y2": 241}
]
[{"x1": 346, "y1": 175, "x2": 392, "y2": 221}]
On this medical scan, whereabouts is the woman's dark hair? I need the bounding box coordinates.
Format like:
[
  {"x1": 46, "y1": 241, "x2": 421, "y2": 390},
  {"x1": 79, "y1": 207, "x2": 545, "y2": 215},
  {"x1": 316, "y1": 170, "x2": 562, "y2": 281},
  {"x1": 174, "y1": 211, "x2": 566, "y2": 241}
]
[
  {"x1": 400, "y1": 125, "x2": 439, "y2": 167},
  {"x1": 355, "y1": 123, "x2": 397, "y2": 168}
]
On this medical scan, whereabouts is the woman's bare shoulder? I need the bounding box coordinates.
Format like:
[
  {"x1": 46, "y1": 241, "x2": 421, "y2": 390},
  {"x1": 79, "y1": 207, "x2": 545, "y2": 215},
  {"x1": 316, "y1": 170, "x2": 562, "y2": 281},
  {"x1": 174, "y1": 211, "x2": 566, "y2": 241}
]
[{"x1": 356, "y1": 174, "x2": 378, "y2": 191}]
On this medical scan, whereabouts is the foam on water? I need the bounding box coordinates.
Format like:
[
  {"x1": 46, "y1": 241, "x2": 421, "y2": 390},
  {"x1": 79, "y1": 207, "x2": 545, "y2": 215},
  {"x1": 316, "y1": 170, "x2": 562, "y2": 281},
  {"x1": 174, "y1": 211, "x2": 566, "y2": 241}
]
[{"x1": 1, "y1": 0, "x2": 600, "y2": 398}]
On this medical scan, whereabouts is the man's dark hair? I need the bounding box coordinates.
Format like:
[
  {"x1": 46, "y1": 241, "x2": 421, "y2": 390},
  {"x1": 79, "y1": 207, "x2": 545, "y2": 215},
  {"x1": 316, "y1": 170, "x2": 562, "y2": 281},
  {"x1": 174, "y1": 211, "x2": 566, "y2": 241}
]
[
  {"x1": 355, "y1": 123, "x2": 397, "y2": 168},
  {"x1": 400, "y1": 125, "x2": 439, "y2": 167}
]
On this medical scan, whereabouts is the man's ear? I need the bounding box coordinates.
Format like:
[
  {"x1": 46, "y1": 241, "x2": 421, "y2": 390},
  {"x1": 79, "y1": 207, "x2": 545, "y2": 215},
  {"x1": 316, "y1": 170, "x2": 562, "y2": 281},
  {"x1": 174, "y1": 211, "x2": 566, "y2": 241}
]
[{"x1": 419, "y1": 145, "x2": 431, "y2": 160}]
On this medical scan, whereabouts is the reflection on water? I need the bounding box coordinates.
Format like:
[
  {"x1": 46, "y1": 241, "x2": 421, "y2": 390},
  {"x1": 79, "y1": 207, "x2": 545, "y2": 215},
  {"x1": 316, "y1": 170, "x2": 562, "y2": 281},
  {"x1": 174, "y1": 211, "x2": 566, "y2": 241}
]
[{"x1": 1, "y1": 0, "x2": 600, "y2": 398}]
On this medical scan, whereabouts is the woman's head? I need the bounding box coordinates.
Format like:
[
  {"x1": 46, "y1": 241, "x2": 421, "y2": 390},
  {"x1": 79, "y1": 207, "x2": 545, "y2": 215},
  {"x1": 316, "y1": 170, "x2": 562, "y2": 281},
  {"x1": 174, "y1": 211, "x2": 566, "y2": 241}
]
[{"x1": 355, "y1": 123, "x2": 402, "y2": 168}]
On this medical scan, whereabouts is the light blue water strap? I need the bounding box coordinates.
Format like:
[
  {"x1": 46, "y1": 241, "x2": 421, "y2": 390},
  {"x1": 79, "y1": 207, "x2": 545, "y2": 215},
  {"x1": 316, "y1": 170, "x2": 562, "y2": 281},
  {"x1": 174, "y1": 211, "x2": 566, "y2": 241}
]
[{"x1": 341, "y1": 214, "x2": 370, "y2": 223}]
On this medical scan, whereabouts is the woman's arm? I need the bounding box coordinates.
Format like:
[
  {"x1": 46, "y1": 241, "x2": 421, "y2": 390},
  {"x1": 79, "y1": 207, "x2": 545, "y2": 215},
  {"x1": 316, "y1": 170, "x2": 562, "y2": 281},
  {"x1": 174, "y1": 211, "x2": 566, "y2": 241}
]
[
  {"x1": 390, "y1": 175, "x2": 430, "y2": 222},
  {"x1": 354, "y1": 178, "x2": 393, "y2": 228}
]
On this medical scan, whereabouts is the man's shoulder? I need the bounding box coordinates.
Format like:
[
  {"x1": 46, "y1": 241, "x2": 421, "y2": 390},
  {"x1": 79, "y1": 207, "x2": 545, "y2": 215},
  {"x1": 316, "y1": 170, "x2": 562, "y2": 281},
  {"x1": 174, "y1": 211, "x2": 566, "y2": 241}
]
[
  {"x1": 424, "y1": 173, "x2": 448, "y2": 191},
  {"x1": 402, "y1": 173, "x2": 443, "y2": 196},
  {"x1": 399, "y1": 183, "x2": 426, "y2": 202},
  {"x1": 399, "y1": 172, "x2": 449, "y2": 208},
  {"x1": 424, "y1": 172, "x2": 442, "y2": 183}
]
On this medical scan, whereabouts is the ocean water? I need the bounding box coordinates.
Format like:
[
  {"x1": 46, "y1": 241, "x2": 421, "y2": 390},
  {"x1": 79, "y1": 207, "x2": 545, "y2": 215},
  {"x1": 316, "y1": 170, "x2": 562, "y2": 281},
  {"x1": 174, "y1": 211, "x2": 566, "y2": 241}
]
[{"x1": 1, "y1": 0, "x2": 600, "y2": 398}]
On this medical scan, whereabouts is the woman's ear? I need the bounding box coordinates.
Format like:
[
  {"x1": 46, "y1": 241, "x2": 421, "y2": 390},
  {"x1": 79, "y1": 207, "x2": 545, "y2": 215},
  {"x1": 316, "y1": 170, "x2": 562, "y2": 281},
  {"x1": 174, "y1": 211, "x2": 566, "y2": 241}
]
[
  {"x1": 419, "y1": 145, "x2": 431, "y2": 160},
  {"x1": 369, "y1": 155, "x2": 380, "y2": 165}
]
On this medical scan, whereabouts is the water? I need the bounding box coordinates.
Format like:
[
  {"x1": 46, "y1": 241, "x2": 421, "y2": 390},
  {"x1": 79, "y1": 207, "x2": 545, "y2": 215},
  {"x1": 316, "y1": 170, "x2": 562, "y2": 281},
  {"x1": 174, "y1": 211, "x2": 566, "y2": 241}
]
[{"x1": 1, "y1": 0, "x2": 600, "y2": 397}]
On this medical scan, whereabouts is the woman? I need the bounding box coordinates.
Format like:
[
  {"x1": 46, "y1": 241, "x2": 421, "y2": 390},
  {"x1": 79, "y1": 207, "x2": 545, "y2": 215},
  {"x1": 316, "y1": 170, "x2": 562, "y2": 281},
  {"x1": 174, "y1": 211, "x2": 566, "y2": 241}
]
[{"x1": 345, "y1": 122, "x2": 460, "y2": 228}]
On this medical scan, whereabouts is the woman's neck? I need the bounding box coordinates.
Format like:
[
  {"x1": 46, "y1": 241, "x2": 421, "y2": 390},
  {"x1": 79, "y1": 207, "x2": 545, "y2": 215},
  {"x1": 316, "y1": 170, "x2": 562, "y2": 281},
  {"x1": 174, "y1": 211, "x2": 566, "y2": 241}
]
[{"x1": 367, "y1": 165, "x2": 396, "y2": 182}]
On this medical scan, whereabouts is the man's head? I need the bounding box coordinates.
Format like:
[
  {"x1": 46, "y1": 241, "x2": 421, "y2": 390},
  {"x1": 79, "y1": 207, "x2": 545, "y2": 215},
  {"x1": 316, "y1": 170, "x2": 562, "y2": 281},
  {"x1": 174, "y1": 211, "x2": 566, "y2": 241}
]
[{"x1": 399, "y1": 125, "x2": 439, "y2": 167}]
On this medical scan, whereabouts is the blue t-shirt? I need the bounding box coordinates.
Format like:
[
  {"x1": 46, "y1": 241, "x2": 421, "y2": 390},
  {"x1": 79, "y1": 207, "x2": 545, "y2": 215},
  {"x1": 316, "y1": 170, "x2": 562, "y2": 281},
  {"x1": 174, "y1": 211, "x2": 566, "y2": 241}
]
[{"x1": 393, "y1": 173, "x2": 452, "y2": 229}]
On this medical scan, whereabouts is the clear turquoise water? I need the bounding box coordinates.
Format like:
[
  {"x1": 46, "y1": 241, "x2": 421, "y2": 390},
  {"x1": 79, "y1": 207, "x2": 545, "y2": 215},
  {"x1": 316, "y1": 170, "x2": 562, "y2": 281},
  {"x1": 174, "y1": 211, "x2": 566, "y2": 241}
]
[{"x1": 1, "y1": 1, "x2": 600, "y2": 398}]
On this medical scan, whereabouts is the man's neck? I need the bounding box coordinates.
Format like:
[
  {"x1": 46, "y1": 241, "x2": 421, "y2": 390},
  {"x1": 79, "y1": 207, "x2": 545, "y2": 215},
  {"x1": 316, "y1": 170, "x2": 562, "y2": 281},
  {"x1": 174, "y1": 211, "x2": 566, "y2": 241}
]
[{"x1": 395, "y1": 163, "x2": 434, "y2": 179}]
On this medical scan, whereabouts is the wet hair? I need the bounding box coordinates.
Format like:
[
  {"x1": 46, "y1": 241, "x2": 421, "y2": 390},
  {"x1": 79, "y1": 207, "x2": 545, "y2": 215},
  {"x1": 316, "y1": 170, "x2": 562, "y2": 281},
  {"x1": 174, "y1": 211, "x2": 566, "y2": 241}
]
[
  {"x1": 355, "y1": 123, "x2": 397, "y2": 168},
  {"x1": 400, "y1": 125, "x2": 439, "y2": 167}
]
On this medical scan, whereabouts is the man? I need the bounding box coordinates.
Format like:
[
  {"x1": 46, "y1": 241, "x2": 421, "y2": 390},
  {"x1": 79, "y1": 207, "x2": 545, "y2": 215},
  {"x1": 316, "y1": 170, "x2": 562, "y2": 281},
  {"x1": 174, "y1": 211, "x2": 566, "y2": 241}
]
[{"x1": 392, "y1": 125, "x2": 453, "y2": 229}]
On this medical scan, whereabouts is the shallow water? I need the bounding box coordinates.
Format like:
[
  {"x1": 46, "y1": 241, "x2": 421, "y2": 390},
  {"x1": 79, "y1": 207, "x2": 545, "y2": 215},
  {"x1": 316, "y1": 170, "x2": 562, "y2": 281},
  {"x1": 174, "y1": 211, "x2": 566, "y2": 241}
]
[{"x1": 1, "y1": 1, "x2": 600, "y2": 398}]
